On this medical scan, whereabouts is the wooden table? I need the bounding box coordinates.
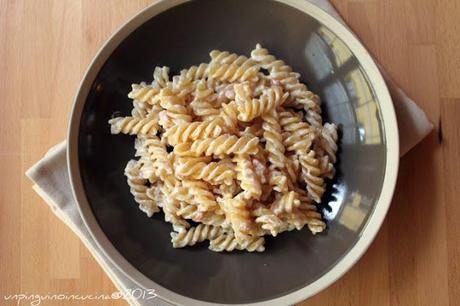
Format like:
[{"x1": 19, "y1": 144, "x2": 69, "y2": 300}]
[{"x1": 1, "y1": 1, "x2": 459, "y2": 305}]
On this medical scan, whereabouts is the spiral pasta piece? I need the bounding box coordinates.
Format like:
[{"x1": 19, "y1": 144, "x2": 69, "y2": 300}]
[
  {"x1": 250, "y1": 43, "x2": 282, "y2": 70},
  {"x1": 262, "y1": 110, "x2": 285, "y2": 169},
  {"x1": 176, "y1": 202, "x2": 228, "y2": 228},
  {"x1": 174, "y1": 134, "x2": 259, "y2": 157},
  {"x1": 175, "y1": 158, "x2": 234, "y2": 185},
  {"x1": 157, "y1": 88, "x2": 192, "y2": 125},
  {"x1": 137, "y1": 148, "x2": 175, "y2": 188},
  {"x1": 170, "y1": 224, "x2": 225, "y2": 248},
  {"x1": 251, "y1": 149, "x2": 268, "y2": 184},
  {"x1": 193, "y1": 79, "x2": 216, "y2": 99},
  {"x1": 163, "y1": 119, "x2": 223, "y2": 145},
  {"x1": 138, "y1": 137, "x2": 173, "y2": 177},
  {"x1": 173, "y1": 63, "x2": 209, "y2": 88},
  {"x1": 128, "y1": 82, "x2": 161, "y2": 105},
  {"x1": 299, "y1": 150, "x2": 325, "y2": 203},
  {"x1": 154, "y1": 185, "x2": 190, "y2": 232},
  {"x1": 290, "y1": 188, "x2": 317, "y2": 218},
  {"x1": 220, "y1": 194, "x2": 254, "y2": 242},
  {"x1": 270, "y1": 191, "x2": 301, "y2": 214},
  {"x1": 138, "y1": 102, "x2": 161, "y2": 122},
  {"x1": 207, "y1": 101, "x2": 239, "y2": 133},
  {"x1": 171, "y1": 180, "x2": 218, "y2": 212},
  {"x1": 210, "y1": 50, "x2": 245, "y2": 65},
  {"x1": 235, "y1": 84, "x2": 288, "y2": 122},
  {"x1": 252, "y1": 204, "x2": 285, "y2": 236},
  {"x1": 273, "y1": 66, "x2": 321, "y2": 114},
  {"x1": 124, "y1": 160, "x2": 160, "y2": 217},
  {"x1": 283, "y1": 207, "x2": 326, "y2": 234},
  {"x1": 183, "y1": 180, "x2": 219, "y2": 211},
  {"x1": 207, "y1": 63, "x2": 259, "y2": 83},
  {"x1": 209, "y1": 233, "x2": 265, "y2": 252},
  {"x1": 139, "y1": 159, "x2": 162, "y2": 184},
  {"x1": 233, "y1": 154, "x2": 262, "y2": 200},
  {"x1": 171, "y1": 81, "x2": 196, "y2": 100},
  {"x1": 285, "y1": 154, "x2": 300, "y2": 183},
  {"x1": 250, "y1": 44, "x2": 321, "y2": 115},
  {"x1": 318, "y1": 123, "x2": 338, "y2": 164},
  {"x1": 279, "y1": 110, "x2": 315, "y2": 153},
  {"x1": 109, "y1": 116, "x2": 158, "y2": 137},
  {"x1": 190, "y1": 80, "x2": 219, "y2": 117},
  {"x1": 305, "y1": 109, "x2": 323, "y2": 128},
  {"x1": 152, "y1": 66, "x2": 170, "y2": 88},
  {"x1": 208, "y1": 50, "x2": 259, "y2": 82},
  {"x1": 268, "y1": 169, "x2": 289, "y2": 193},
  {"x1": 192, "y1": 100, "x2": 220, "y2": 117},
  {"x1": 131, "y1": 100, "x2": 151, "y2": 118},
  {"x1": 317, "y1": 155, "x2": 335, "y2": 179}
]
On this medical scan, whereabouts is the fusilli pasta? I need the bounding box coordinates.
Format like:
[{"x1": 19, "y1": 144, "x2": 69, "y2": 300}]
[
  {"x1": 190, "y1": 80, "x2": 220, "y2": 117},
  {"x1": 175, "y1": 157, "x2": 234, "y2": 185},
  {"x1": 171, "y1": 180, "x2": 219, "y2": 212},
  {"x1": 251, "y1": 44, "x2": 321, "y2": 118},
  {"x1": 174, "y1": 63, "x2": 209, "y2": 88},
  {"x1": 152, "y1": 66, "x2": 170, "y2": 88},
  {"x1": 128, "y1": 82, "x2": 160, "y2": 104},
  {"x1": 171, "y1": 224, "x2": 225, "y2": 248},
  {"x1": 163, "y1": 119, "x2": 223, "y2": 145},
  {"x1": 299, "y1": 150, "x2": 325, "y2": 203},
  {"x1": 176, "y1": 202, "x2": 228, "y2": 228},
  {"x1": 109, "y1": 44, "x2": 338, "y2": 252},
  {"x1": 235, "y1": 84, "x2": 288, "y2": 122},
  {"x1": 109, "y1": 116, "x2": 158, "y2": 137},
  {"x1": 208, "y1": 50, "x2": 260, "y2": 82},
  {"x1": 233, "y1": 154, "x2": 262, "y2": 200},
  {"x1": 124, "y1": 160, "x2": 160, "y2": 217},
  {"x1": 209, "y1": 232, "x2": 265, "y2": 252},
  {"x1": 174, "y1": 134, "x2": 259, "y2": 157},
  {"x1": 157, "y1": 88, "x2": 192, "y2": 127}
]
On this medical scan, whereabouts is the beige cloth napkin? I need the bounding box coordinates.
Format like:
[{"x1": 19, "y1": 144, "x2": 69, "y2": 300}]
[{"x1": 26, "y1": 2, "x2": 433, "y2": 306}]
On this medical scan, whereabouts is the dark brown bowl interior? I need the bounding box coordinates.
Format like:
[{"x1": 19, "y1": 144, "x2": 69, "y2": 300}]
[{"x1": 77, "y1": 0, "x2": 386, "y2": 303}]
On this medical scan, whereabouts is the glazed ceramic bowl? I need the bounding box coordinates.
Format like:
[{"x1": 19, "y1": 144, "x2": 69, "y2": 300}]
[{"x1": 67, "y1": 0, "x2": 399, "y2": 305}]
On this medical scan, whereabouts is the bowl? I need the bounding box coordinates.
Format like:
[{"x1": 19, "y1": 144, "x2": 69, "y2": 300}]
[{"x1": 67, "y1": 0, "x2": 399, "y2": 305}]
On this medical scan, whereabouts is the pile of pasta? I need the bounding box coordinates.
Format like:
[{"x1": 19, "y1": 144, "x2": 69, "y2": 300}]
[{"x1": 109, "y1": 44, "x2": 338, "y2": 252}]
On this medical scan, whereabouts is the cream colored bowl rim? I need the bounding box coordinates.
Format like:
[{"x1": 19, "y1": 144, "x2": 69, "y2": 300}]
[{"x1": 67, "y1": 0, "x2": 399, "y2": 305}]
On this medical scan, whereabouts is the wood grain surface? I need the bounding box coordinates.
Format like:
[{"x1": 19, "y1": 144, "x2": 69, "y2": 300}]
[{"x1": 1, "y1": 0, "x2": 459, "y2": 305}]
